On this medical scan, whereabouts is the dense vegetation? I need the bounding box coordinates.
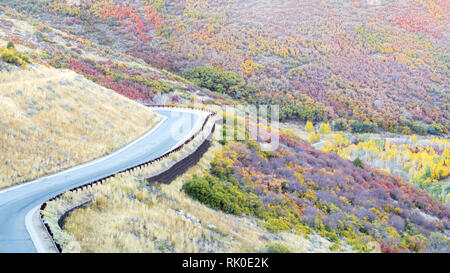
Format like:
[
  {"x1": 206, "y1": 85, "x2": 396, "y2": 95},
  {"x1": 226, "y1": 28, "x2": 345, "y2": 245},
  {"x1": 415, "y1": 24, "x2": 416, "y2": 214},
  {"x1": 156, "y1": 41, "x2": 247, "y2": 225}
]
[
  {"x1": 0, "y1": 0, "x2": 448, "y2": 253},
  {"x1": 2, "y1": 0, "x2": 448, "y2": 132},
  {"x1": 320, "y1": 134, "x2": 450, "y2": 204},
  {"x1": 350, "y1": 122, "x2": 378, "y2": 134},
  {"x1": 183, "y1": 65, "x2": 245, "y2": 96},
  {"x1": 184, "y1": 118, "x2": 450, "y2": 252},
  {"x1": 0, "y1": 5, "x2": 207, "y2": 106}
]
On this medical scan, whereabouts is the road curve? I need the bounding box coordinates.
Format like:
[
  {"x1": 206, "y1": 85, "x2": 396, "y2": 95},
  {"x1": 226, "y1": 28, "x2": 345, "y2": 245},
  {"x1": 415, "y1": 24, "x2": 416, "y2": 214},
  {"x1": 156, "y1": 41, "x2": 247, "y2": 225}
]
[{"x1": 0, "y1": 108, "x2": 208, "y2": 253}]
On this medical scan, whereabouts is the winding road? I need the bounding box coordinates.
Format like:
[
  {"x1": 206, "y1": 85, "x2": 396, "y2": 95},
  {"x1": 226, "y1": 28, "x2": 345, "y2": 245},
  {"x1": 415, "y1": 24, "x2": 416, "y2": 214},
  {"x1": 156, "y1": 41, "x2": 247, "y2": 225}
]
[{"x1": 0, "y1": 108, "x2": 208, "y2": 253}]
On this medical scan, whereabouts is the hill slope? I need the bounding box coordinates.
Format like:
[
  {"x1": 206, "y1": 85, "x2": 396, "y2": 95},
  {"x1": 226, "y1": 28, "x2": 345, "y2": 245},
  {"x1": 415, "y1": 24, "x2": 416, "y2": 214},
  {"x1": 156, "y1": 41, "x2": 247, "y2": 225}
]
[
  {"x1": 0, "y1": 64, "x2": 162, "y2": 188},
  {"x1": 2, "y1": 0, "x2": 448, "y2": 133}
]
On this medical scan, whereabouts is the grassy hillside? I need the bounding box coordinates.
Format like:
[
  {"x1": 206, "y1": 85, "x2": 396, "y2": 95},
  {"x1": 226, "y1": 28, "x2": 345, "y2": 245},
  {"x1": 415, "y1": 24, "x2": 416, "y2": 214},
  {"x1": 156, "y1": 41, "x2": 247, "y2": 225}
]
[
  {"x1": 0, "y1": 5, "x2": 227, "y2": 108},
  {"x1": 177, "y1": 113, "x2": 449, "y2": 253},
  {"x1": 0, "y1": 64, "x2": 162, "y2": 188},
  {"x1": 0, "y1": 1, "x2": 447, "y2": 253},
  {"x1": 2, "y1": 0, "x2": 448, "y2": 134}
]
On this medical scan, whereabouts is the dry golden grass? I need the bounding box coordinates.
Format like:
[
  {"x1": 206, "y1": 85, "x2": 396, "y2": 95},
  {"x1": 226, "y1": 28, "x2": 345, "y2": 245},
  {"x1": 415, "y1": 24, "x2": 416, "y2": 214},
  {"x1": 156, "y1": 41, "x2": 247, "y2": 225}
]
[
  {"x1": 0, "y1": 65, "x2": 162, "y2": 188},
  {"x1": 55, "y1": 128, "x2": 337, "y2": 253}
]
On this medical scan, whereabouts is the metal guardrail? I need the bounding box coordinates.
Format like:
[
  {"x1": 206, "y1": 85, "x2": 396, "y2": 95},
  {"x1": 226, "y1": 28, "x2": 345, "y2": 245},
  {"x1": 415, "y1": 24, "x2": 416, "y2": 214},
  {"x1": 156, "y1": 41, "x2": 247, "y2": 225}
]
[{"x1": 38, "y1": 105, "x2": 217, "y2": 253}]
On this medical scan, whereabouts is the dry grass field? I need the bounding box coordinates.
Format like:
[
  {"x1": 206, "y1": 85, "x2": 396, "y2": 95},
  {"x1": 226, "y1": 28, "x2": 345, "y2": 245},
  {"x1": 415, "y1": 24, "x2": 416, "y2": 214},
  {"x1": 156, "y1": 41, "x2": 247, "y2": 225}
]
[{"x1": 0, "y1": 65, "x2": 162, "y2": 188}]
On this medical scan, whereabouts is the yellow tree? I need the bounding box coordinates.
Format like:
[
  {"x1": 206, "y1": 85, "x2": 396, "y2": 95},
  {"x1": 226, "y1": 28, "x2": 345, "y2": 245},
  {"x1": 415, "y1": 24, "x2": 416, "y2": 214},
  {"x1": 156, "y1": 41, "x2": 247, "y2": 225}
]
[
  {"x1": 308, "y1": 131, "x2": 321, "y2": 144},
  {"x1": 240, "y1": 59, "x2": 261, "y2": 77},
  {"x1": 305, "y1": 121, "x2": 313, "y2": 132},
  {"x1": 319, "y1": 123, "x2": 331, "y2": 134}
]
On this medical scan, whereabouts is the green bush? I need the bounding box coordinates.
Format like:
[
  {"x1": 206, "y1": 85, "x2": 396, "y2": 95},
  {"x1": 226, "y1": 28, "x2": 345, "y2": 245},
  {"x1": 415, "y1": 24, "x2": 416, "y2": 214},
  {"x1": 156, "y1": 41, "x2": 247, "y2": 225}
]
[
  {"x1": 333, "y1": 118, "x2": 348, "y2": 131},
  {"x1": 264, "y1": 243, "x2": 292, "y2": 253},
  {"x1": 400, "y1": 118, "x2": 427, "y2": 136},
  {"x1": 427, "y1": 123, "x2": 445, "y2": 136},
  {"x1": 229, "y1": 82, "x2": 258, "y2": 99},
  {"x1": 350, "y1": 121, "x2": 377, "y2": 133},
  {"x1": 409, "y1": 122, "x2": 427, "y2": 135},
  {"x1": 1, "y1": 45, "x2": 31, "y2": 68},
  {"x1": 6, "y1": 41, "x2": 14, "y2": 49},
  {"x1": 278, "y1": 99, "x2": 326, "y2": 122},
  {"x1": 182, "y1": 174, "x2": 260, "y2": 216},
  {"x1": 183, "y1": 65, "x2": 245, "y2": 95},
  {"x1": 352, "y1": 158, "x2": 364, "y2": 169}
]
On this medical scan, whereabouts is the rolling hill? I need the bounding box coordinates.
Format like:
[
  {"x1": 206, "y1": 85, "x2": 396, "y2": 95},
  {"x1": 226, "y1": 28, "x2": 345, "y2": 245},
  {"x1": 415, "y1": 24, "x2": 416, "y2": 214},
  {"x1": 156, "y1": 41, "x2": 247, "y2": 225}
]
[
  {"x1": 1, "y1": 0, "x2": 448, "y2": 133},
  {"x1": 0, "y1": 0, "x2": 448, "y2": 254},
  {"x1": 0, "y1": 62, "x2": 162, "y2": 188}
]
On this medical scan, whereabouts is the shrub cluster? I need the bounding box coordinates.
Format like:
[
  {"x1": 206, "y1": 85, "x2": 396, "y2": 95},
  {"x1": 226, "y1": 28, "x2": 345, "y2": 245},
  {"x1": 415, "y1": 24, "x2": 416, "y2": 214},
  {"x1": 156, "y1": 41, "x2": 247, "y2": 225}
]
[
  {"x1": 184, "y1": 129, "x2": 449, "y2": 252},
  {"x1": 427, "y1": 123, "x2": 445, "y2": 136},
  {"x1": 352, "y1": 158, "x2": 364, "y2": 169},
  {"x1": 400, "y1": 118, "x2": 428, "y2": 136},
  {"x1": 333, "y1": 119, "x2": 348, "y2": 131},
  {"x1": 182, "y1": 174, "x2": 260, "y2": 216},
  {"x1": 1, "y1": 42, "x2": 31, "y2": 68},
  {"x1": 264, "y1": 243, "x2": 292, "y2": 253},
  {"x1": 350, "y1": 121, "x2": 378, "y2": 133},
  {"x1": 183, "y1": 65, "x2": 245, "y2": 95}
]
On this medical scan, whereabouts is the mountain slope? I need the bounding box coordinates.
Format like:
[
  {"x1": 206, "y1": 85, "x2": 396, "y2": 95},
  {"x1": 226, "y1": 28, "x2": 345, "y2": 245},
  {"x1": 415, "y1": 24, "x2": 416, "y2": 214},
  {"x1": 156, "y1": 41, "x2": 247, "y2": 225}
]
[
  {"x1": 0, "y1": 64, "x2": 162, "y2": 188},
  {"x1": 2, "y1": 0, "x2": 448, "y2": 133}
]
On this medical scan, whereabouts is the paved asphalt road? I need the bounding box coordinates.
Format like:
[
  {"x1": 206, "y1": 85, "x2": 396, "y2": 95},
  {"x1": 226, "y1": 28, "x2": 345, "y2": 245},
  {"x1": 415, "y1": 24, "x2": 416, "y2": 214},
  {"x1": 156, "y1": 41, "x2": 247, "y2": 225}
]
[{"x1": 0, "y1": 108, "x2": 207, "y2": 253}]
